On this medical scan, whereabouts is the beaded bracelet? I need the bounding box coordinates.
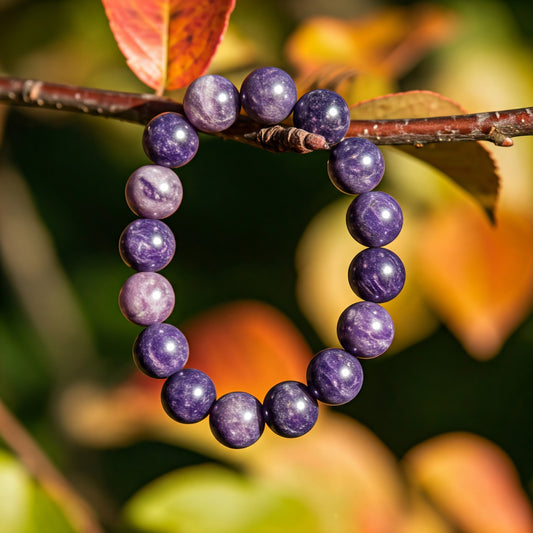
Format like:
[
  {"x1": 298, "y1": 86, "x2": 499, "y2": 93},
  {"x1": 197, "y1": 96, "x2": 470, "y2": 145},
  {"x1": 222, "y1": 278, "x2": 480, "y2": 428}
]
[{"x1": 118, "y1": 67, "x2": 405, "y2": 449}]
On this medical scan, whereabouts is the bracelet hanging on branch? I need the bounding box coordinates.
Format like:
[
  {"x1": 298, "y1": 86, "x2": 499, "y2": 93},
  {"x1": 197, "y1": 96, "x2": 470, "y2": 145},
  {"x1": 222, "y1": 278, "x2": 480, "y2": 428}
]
[{"x1": 1, "y1": 76, "x2": 533, "y2": 153}]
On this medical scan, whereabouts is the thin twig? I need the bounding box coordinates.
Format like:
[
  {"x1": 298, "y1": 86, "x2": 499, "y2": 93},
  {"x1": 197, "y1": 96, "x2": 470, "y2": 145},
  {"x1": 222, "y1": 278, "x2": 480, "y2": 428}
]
[
  {"x1": 0, "y1": 398, "x2": 105, "y2": 533},
  {"x1": 1, "y1": 76, "x2": 533, "y2": 152}
]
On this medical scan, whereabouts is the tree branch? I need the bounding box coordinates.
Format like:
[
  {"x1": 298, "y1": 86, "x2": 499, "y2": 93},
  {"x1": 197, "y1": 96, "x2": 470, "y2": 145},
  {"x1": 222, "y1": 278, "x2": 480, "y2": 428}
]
[{"x1": 1, "y1": 75, "x2": 533, "y2": 152}]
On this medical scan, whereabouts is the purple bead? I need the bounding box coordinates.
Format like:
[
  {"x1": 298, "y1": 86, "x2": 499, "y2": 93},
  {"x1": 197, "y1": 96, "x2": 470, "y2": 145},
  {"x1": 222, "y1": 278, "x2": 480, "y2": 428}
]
[
  {"x1": 348, "y1": 248, "x2": 405, "y2": 303},
  {"x1": 337, "y1": 301, "x2": 394, "y2": 359},
  {"x1": 119, "y1": 219, "x2": 175, "y2": 272},
  {"x1": 240, "y1": 67, "x2": 297, "y2": 125},
  {"x1": 162, "y1": 369, "x2": 216, "y2": 423},
  {"x1": 133, "y1": 323, "x2": 189, "y2": 378},
  {"x1": 306, "y1": 349, "x2": 363, "y2": 405},
  {"x1": 328, "y1": 138, "x2": 385, "y2": 194},
  {"x1": 346, "y1": 191, "x2": 403, "y2": 246},
  {"x1": 119, "y1": 272, "x2": 175, "y2": 326},
  {"x1": 293, "y1": 89, "x2": 350, "y2": 145},
  {"x1": 125, "y1": 165, "x2": 183, "y2": 219},
  {"x1": 142, "y1": 112, "x2": 199, "y2": 168},
  {"x1": 263, "y1": 381, "x2": 318, "y2": 438},
  {"x1": 209, "y1": 392, "x2": 264, "y2": 449},
  {"x1": 184, "y1": 74, "x2": 240, "y2": 132}
]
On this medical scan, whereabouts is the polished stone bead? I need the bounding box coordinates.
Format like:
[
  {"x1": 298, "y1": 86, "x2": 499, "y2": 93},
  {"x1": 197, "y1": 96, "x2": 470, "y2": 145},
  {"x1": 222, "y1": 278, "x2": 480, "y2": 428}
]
[
  {"x1": 184, "y1": 74, "x2": 240, "y2": 132},
  {"x1": 240, "y1": 67, "x2": 297, "y2": 124},
  {"x1": 133, "y1": 323, "x2": 188, "y2": 378},
  {"x1": 346, "y1": 191, "x2": 403, "y2": 246},
  {"x1": 306, "y1": 348, "x2": 363, "y2": 405},
  {"x1": 125, "y1": 165, "x2": 183, "y2": 219},
  {"x1": 119, "y1": 272, "x2": 175, "y2": 326},
  {"x1": 348, "y1": 248, "x2": 405, "y2": 303},
  {"x1": 142, "y1": 112, "x2": 199, "y2": 168},
  {"x1": 328, "y1": 138, "x2": 385, "y2": 194},
  {"x1": 337, "y1": 301, "x2": 394, "y2": 359},
  {"x1": 209, "y1": 392, "x2": 264, "y2": 449},
  {"x1": 162, "y1": 368, "x2": 216, "y2": 423},
  {"x1": 293, "y1": 89, "x2": 350, "y2": 145},
  {"x1": 119, "y1": 219, "x2": 175, "y2": 272},
  {"x1": 263, "y1": 381, "x2": 318, "y2": 438}
]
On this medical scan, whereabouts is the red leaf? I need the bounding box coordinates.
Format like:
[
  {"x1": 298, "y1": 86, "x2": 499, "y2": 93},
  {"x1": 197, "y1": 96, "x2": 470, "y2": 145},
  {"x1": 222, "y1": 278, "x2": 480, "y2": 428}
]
[{"x1": 101, "y1": 0, "x2": 236, "y2": 92}]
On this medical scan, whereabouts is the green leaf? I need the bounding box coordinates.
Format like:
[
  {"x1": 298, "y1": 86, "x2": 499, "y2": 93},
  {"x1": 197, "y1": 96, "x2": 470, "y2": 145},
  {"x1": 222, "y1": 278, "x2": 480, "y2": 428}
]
[
  {"x1": 123, "y1": 463, "x2": 319, "y2": 533},
  {"x1": 350, "y1": 91, "x2": 500, "y2": 221}
]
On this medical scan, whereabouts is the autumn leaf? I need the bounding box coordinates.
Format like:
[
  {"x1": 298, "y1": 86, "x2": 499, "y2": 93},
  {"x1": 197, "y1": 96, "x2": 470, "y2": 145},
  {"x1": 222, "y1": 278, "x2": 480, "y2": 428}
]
[
  {"x1": 404, "y1": 433, "x2": 533, "y2": 533},
  {"x1": 101, "y1": 0, "x2": 236, "y2": 93},
  {"x1": 350, "y1": 90, "x2": 500, "y2": 220}
]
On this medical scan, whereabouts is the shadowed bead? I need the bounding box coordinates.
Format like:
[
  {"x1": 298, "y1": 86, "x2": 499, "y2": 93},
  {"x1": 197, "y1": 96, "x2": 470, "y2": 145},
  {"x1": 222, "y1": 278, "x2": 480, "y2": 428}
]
[
  {"x1": 162, "y1": 369, "x2": 216, "y2": 423},
  {"x1": 293, "y1": 89, "x2": 350, "y2": 145},
  {"x1": 184, "y1": 74, "x2": 240, "y2": 132},
  {"x1": 328, "y1": 138, "x2": 385, "y2": 194},
  {"x1": 306, "y1": 349, "x2": 364, "y2": 405},
  {"x1": 240, "y1": 67, "x2": 297, "y2": 124},
  {"x1": 143, "y1": 112, "x2": 199, "y2": 168},
  {"x1": 125, "y1": 165, "x2": 183, "y2": 219},
  {"x1": 263, "y1": 381, "x2": 318, "y2": 438},
  {"x1": 346, "y1": 191, "x2": 403, "y2": 246},
  {"x1": 119, "y1": 219, "x2": 175, "y2": 272},
  {"x1": 337, "y1": 301, "x2": 394, "y2": 359},
  {"x1": 348, "y1": 248, "x2": 405, "y2": 303},
  {"x1": 209, "y1": 392, "x2": 264, "y2": 449},
  {"x1": 119, "y1": 272, "x2": 175, "y2": 326},
  {"x1": 133, "y1": 323, "x2": 188, "y2": 378}
]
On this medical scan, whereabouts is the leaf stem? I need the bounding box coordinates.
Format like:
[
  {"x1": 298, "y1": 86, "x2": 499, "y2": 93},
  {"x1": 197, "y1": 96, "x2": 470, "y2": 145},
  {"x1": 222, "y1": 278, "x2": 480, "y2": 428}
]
[
  {"x1": 1, "y1": 75, "x2": 532, "y2": 152},
  {"x1": 0, "y1": 398, "x2": 105, "y2": 533}
]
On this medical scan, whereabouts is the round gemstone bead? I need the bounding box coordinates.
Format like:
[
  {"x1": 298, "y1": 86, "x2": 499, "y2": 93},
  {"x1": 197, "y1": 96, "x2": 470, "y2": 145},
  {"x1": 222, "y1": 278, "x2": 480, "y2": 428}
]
[
  {"x1": 240, "y1": 67, "x2": 297, "y2": 125},
  {"x1": 125, "y1": 165, "x2": 183, "y2": 219},
  {"x1": 293, "y1": 89, "x2": 350, "y2": 145},
  {"x1": 142, "y1": 112, "x2": 199, "y2": 168},
  {"x1": 337, "y1": 301, "x2": 394, "y2": 359},
  {"x1": 263, "y1": 381, "x2": 318, "y2": 438},
  {"x1": 348, "y1": 248, "x2": 405, "y2": 303},
  {"x1": 306, "y1": 348, "x2": 363, "y2": 405},
  {"x1": 346, "y1": 191, "x2": 403, "y2": 246},
  {"x1": 209, "y1": 392, "x2": 264, "y2": 449},
  {"x1": 184, "y1": 74, "x2": 240, "y2": 132},
  {"x1": 133, "y1": 323, "x2": 189, "y2": 378},
  {"x1": 328, "y1": 138, "x2": 385, "y2": 194},
  {"x1": 162, "y1": 369, "x2": 216, "y2": 423},
  {"x1": 119, "y1": 219, "x2": 175, "y2": 272},
  {"x1": 119, "y1": 272, "x2": 175, "y2": 326}
]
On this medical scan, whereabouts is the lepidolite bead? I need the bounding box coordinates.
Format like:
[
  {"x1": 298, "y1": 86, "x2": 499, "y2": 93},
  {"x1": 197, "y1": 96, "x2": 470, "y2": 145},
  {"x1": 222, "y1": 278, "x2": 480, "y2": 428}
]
[
  {"x1": 263, "y1": 381, "x2": 318, "y2": 438},
  {"x1": 293, "y1": 89, "x2": 350, "y2": 145},
  {"x1": 119, "y1": 219, "x2": 175, "y2": 272},
  {"x1": 337, "y1": 301, "x2": 394, "y2": 359},
  {"x1": 346, "y1": 191, "x2": 403, "y2": 247},
  {"x1": 133, "y1": 323, "x2": 188, "y2": 378},
  {"x1": 125, "y1": 165, "x2": 183, "y2": 219},
  {"x1": 306, "y1": 349, "x2": 363, "y2": 405},
  {"x1": 143, "y1": 112, "x2": 199, "y2": 168},
  {"x1": 184, "y1": 74, "x2": 240, "y2": 132},
  {"x1": 162, "y1": 369, "x2": 216, "y2": 423},
  {"x1": 240, "y1": 67, "x2": 297, "y2": 125},
  {"x1": 348, "y1": 248, "x2": 405, "y2": 303},
  {"x1": 328, "y1": 138, "x2": 385, "y2": 194},
  {"x1": 119, "y1": 272, "x2": 174, "y2": 326},
  {"x1": 209, "y1": 392, "x2": 264, "y2": 449}
]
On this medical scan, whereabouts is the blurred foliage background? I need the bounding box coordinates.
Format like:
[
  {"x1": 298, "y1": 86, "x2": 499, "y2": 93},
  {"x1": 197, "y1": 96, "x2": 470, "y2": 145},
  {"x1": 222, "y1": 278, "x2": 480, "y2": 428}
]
[{"x1": 1, "y1": 0, "x2": 533, "y2": 531}]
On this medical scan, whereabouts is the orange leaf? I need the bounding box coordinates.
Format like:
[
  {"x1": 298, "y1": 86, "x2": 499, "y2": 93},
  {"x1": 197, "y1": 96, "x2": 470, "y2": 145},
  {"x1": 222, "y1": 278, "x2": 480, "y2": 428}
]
[
  {"x1": 182, "y1": 300, "x2": 312, "y2": 398},
  {"x1": 350, "y1": 91, "x2": 500, "y2": 220},
  {"x1": 415, "y1": 202, "x2": 533, "y2": 359},
  {"x1": 101, "y1": 0, "x2": 235, "y2": 92},
  {"x1": 404, "y1": 433, "x2": 533, "y2": 533}
]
